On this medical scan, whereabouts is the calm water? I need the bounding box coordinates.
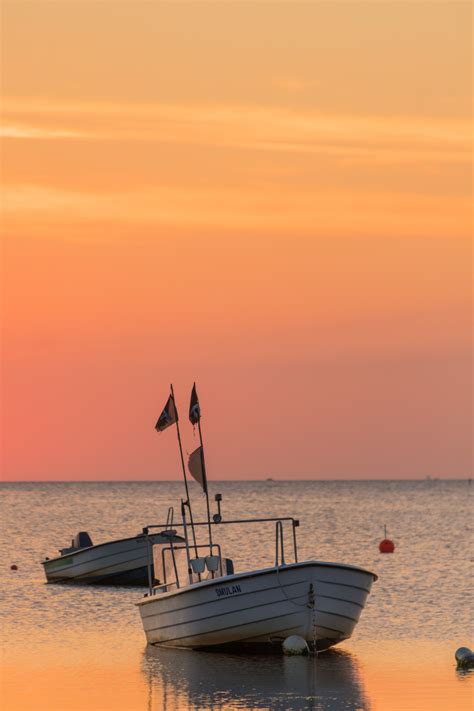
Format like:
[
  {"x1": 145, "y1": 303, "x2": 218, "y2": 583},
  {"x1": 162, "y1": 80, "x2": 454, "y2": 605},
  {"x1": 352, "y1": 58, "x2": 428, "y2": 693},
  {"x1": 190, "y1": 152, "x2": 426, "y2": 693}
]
[{"x1": 1, "y1": 480, "x2": 473, "y2": 710}]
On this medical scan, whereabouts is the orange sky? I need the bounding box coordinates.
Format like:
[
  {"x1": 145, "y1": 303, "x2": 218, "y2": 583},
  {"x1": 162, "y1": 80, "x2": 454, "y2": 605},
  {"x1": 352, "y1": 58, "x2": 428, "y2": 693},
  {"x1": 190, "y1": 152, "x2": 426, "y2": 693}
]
[{"x1": 1, "y1": 1, "x2": 472, "y2": 480}]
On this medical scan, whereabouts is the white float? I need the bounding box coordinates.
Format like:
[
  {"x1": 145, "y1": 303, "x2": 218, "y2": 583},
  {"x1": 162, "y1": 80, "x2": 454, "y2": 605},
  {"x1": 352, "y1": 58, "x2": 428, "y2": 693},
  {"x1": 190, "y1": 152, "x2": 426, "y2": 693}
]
[
  {"x1": 455, "y1": 647, "x2": 474, "y2": 669},
  {"x1": 282, "y1": 635, "x2": 309, "y2": 656}
]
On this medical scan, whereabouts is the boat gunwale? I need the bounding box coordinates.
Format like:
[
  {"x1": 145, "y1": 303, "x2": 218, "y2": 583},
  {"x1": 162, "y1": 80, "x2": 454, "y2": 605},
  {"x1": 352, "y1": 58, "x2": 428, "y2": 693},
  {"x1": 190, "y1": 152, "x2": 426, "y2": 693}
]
[{"x1": 136, "y1": 560, "x2": 377, "y2": 607}]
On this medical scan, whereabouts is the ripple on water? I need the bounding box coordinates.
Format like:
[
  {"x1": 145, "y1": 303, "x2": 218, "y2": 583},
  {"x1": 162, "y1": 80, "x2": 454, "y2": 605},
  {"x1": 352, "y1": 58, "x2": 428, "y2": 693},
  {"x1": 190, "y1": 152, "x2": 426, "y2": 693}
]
[{"x1": 0, "y1": 480, "x2": 472, "y2": 710}]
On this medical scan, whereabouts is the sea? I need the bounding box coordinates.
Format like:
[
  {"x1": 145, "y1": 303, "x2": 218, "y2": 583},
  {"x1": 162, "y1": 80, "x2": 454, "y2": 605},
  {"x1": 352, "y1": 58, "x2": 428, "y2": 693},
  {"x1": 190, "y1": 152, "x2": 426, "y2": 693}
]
[{"x1": 0, "y1": 480, "x2": 472, "y2": 711}]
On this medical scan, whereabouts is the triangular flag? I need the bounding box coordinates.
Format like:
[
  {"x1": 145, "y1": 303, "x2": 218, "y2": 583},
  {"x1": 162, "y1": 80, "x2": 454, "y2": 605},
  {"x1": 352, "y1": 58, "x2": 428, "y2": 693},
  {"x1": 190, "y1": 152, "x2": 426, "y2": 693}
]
[
  {"x1": 189, "y1": 383, "x2": 201, "y2": 425},
  {"x1": 155, "y1": 394, "x2": 178, "y2": 432},
  {"x1": 188, "y1": 445, "x2": 207, "y2": 493}
]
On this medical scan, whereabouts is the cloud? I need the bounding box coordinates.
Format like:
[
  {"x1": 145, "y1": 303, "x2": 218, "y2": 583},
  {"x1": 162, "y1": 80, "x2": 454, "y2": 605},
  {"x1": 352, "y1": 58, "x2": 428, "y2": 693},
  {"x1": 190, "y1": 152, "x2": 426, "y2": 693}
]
[
  {"x1": 2, "y1": 98, "x2": 471, "y2": 166},
  {"x1": 2, "y1": 181, "x2": 470, "y2": 241},
  {"x1": 1, "y1": 125, "x2": 86, "y2": 139},
  {"x1": 2, "y1": 98, "x2": 470, "y2": 240}
]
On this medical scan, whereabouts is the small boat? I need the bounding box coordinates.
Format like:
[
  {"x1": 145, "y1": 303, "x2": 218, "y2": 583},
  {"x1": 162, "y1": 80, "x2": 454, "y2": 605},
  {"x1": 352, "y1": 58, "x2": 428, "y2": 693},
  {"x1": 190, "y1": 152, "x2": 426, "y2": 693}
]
[
  {"x1": 137, "y1": 510, "x2": 377, "y2": 651},
  {"x1": 42, "y1": 527, "x2": 183, "y2": 585}
]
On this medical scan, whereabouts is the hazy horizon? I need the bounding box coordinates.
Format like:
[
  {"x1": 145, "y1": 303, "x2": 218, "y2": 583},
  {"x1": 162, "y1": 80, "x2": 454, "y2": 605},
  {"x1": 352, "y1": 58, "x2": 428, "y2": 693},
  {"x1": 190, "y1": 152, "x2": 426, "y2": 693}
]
[{"x1": 1, "y1": 476, "x2": 470, "y2": 483}]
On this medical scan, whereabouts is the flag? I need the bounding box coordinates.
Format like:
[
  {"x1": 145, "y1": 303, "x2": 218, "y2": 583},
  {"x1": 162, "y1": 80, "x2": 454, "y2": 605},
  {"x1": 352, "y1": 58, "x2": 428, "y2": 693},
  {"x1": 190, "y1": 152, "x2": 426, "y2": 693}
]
[
  {"x1": 188, "y1": 445, "x2": 207, "y2": 493},
  {"x1": 155, "y1": 395, "x2": 178, "y2": 432},
  {"x1": 189, "y1": 383, "x2": 201, "y2": 425}
]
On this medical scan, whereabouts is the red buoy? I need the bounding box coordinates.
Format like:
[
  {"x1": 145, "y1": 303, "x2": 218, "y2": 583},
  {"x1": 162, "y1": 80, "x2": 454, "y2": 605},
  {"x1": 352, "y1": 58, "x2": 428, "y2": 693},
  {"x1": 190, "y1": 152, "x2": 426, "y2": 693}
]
[
  {"x1": 10, "y1": 564, "x2": 18, "y2": 570},
  {"x1": 379, "y1": 526, "x2": 395, "y2": 553}
]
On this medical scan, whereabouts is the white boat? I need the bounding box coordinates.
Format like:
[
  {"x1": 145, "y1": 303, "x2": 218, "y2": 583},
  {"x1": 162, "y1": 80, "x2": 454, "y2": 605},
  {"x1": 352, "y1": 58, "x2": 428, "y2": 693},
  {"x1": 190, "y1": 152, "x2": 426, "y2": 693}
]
[
  {"x1": 137, "y1": 384, "x2": 377, "y2": 652},
  {"x1": 42, "y1": 528, "x2": 183, "y2": 585},
  {"x1": 137, "y1": 512, "x2": 377, "y2": 652}
]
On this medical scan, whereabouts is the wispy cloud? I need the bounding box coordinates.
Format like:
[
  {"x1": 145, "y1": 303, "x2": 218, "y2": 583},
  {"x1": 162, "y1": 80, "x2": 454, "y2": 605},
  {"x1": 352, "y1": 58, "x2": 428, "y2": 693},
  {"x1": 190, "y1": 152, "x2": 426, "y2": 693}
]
[
  {"x1": 3, "y1": 181, "x2": 470, "y2": 241},
  {"x1": 1, "y1": 125, "x2": 84, "y2": 140},
  {"x1": 2, "y1": 98, "x2": 471, "y2": 165},
  {"x1": 2, "y1": 98, "x2": 471, "y2": 239}
]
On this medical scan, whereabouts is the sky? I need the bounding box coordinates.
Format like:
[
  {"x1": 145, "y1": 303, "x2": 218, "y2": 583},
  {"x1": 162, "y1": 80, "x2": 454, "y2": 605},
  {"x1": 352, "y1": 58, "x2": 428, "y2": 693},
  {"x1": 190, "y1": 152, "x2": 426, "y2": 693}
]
[{"x1": 1, "y1": 1, "x2": 472, "y2": 481}]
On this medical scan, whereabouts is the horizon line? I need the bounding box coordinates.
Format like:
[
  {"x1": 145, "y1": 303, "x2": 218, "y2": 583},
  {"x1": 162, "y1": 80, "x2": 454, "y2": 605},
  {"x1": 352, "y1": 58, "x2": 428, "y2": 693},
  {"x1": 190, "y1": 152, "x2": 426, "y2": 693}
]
[{"x1": 1, "y1": 477, "x2": 470, "y2": 483}]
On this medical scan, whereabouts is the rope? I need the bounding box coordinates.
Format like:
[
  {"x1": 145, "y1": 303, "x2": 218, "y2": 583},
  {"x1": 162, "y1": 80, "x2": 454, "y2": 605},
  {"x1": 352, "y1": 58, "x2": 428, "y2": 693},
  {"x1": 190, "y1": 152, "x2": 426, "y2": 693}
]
[
  {"x1": 309, "y1": 583, "x2": 318, "y2": 657},
  {"x1": 274, "y1": 564, "x2": 318, "y2": 655}
]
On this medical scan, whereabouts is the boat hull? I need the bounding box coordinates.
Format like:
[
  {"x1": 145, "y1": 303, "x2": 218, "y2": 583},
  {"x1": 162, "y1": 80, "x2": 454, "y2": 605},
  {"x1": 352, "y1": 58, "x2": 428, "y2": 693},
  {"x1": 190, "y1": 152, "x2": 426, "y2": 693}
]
[
  {"x1": 137, "y1": 561, "x2": 376, "y2": 651},
  {"x1": 42, "y1": 534, "x2": 168, "y2": 585}
]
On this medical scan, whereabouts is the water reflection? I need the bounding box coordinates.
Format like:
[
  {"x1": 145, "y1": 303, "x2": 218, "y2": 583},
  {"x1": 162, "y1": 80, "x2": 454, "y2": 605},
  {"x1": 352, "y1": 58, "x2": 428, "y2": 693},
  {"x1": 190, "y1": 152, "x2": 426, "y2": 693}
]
[
  {"x1": 455, "y1": 667, "x2": 474, "y2": 681},
  {"x1": 142, "y1": 645, "x2": 370, "y2": 710}
]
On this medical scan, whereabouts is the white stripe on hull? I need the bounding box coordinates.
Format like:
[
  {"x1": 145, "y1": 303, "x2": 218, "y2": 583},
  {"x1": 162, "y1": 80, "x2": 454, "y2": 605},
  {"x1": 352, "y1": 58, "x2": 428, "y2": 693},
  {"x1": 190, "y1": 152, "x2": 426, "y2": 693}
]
[{"x1": 137, "y1": 562, "x2": 374, "y2": 650}]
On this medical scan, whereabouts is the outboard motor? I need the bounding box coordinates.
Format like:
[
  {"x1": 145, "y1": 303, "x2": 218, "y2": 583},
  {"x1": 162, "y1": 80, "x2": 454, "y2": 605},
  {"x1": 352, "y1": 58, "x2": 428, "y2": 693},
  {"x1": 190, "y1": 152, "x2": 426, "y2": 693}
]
[{"x1": 73, "y1": 532, "x2": 93, "y2": 549}]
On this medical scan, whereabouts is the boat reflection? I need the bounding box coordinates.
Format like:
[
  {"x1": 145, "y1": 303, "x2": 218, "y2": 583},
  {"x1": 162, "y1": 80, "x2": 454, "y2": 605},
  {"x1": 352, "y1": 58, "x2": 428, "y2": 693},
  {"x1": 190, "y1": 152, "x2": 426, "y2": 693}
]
[{"x1": 142, "y1": 644, "x2": 370, "y2": 710}]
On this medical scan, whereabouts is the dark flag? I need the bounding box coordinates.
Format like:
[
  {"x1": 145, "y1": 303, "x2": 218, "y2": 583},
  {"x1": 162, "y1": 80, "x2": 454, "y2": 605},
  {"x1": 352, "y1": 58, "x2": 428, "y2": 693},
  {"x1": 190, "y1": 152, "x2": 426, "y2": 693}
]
[
  {"x1": 189, "y1": 383, "x2": 201, "y2": 425},
  {"x1": 188, "y1": 445, "x2": 207, "y2": 493},
  {"x1": 155, "y1": 394, "x2": 178, "y2": 432}
]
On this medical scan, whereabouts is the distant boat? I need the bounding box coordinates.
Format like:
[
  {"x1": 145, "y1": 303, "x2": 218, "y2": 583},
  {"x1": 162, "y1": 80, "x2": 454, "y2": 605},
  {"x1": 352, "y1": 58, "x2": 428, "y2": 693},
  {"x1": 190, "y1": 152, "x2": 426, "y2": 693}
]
[{"x1": 42, "y1": 529, "x2": 183, "y2": 585}]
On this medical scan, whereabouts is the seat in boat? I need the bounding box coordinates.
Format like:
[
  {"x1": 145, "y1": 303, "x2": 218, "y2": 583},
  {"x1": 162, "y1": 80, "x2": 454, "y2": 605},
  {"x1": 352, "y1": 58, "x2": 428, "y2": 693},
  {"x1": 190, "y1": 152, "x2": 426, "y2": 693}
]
[
  {"x1": 74, "y1": 532, "x2": 93, "y2": 548},
  {"x1": 59, "y1": 531, "x2": 94, "y2": 555}
]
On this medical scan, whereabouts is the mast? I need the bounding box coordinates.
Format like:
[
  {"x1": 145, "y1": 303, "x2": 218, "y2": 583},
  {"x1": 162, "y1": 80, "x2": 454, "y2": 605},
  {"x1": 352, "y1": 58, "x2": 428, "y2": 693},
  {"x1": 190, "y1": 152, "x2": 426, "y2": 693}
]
[
  {"x1": 193, "y1": 384, "x2": 213, "y2": 554},
  {"x1": 170, "y1": 384, "x2": 198, "y2": 556}
]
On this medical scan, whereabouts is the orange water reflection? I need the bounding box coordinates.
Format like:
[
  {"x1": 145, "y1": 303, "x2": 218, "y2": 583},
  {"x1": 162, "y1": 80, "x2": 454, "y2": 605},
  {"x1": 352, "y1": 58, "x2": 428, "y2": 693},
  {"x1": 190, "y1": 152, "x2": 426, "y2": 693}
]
[
  {"x1": 352, "y1": 639, "x2": 474, "y2": 711},
  {"x1": 2, "y1": 633, "x2": 472, "y2": 710},
  {"x1": 142, "y1": 645, "x2": 368, "y2": 710}
]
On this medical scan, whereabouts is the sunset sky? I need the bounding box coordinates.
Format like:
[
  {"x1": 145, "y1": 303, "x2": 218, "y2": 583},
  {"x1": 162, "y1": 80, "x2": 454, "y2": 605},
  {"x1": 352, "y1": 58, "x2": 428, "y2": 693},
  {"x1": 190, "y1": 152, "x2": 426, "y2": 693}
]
[{"x1": 2, "y1": 1, "x2": 472, "y2": 481}]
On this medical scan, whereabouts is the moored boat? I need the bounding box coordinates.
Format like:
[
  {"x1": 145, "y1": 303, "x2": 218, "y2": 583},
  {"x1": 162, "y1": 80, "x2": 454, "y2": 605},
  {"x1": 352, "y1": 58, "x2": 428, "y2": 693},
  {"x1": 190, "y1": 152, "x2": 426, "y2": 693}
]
[
  {"x1": 42, "y1": 528, "x2": 183, "y2": 585},
  {"x1": 136, "y1": 383, "x2": 378, "y2": 651},
  {"x1": 137, "y1": 514, "x2": 376, "y2": 651}
]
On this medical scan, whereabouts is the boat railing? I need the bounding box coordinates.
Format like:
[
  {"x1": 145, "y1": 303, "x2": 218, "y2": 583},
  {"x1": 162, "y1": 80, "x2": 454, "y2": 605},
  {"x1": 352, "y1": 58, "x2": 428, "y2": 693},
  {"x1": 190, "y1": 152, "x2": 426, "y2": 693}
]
[
  {"x1": 275, "y1": 520, "x2": 286, "y2": 567},
  {"x1": 155, "y1": 542, "x2": 223, "y2": 595},
  {"x1": 143, "y1": 516, "x2": 299, "y2": 596},
  {"x1": 165, "y1": 506, "x2": 174, "y2": 530}
]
